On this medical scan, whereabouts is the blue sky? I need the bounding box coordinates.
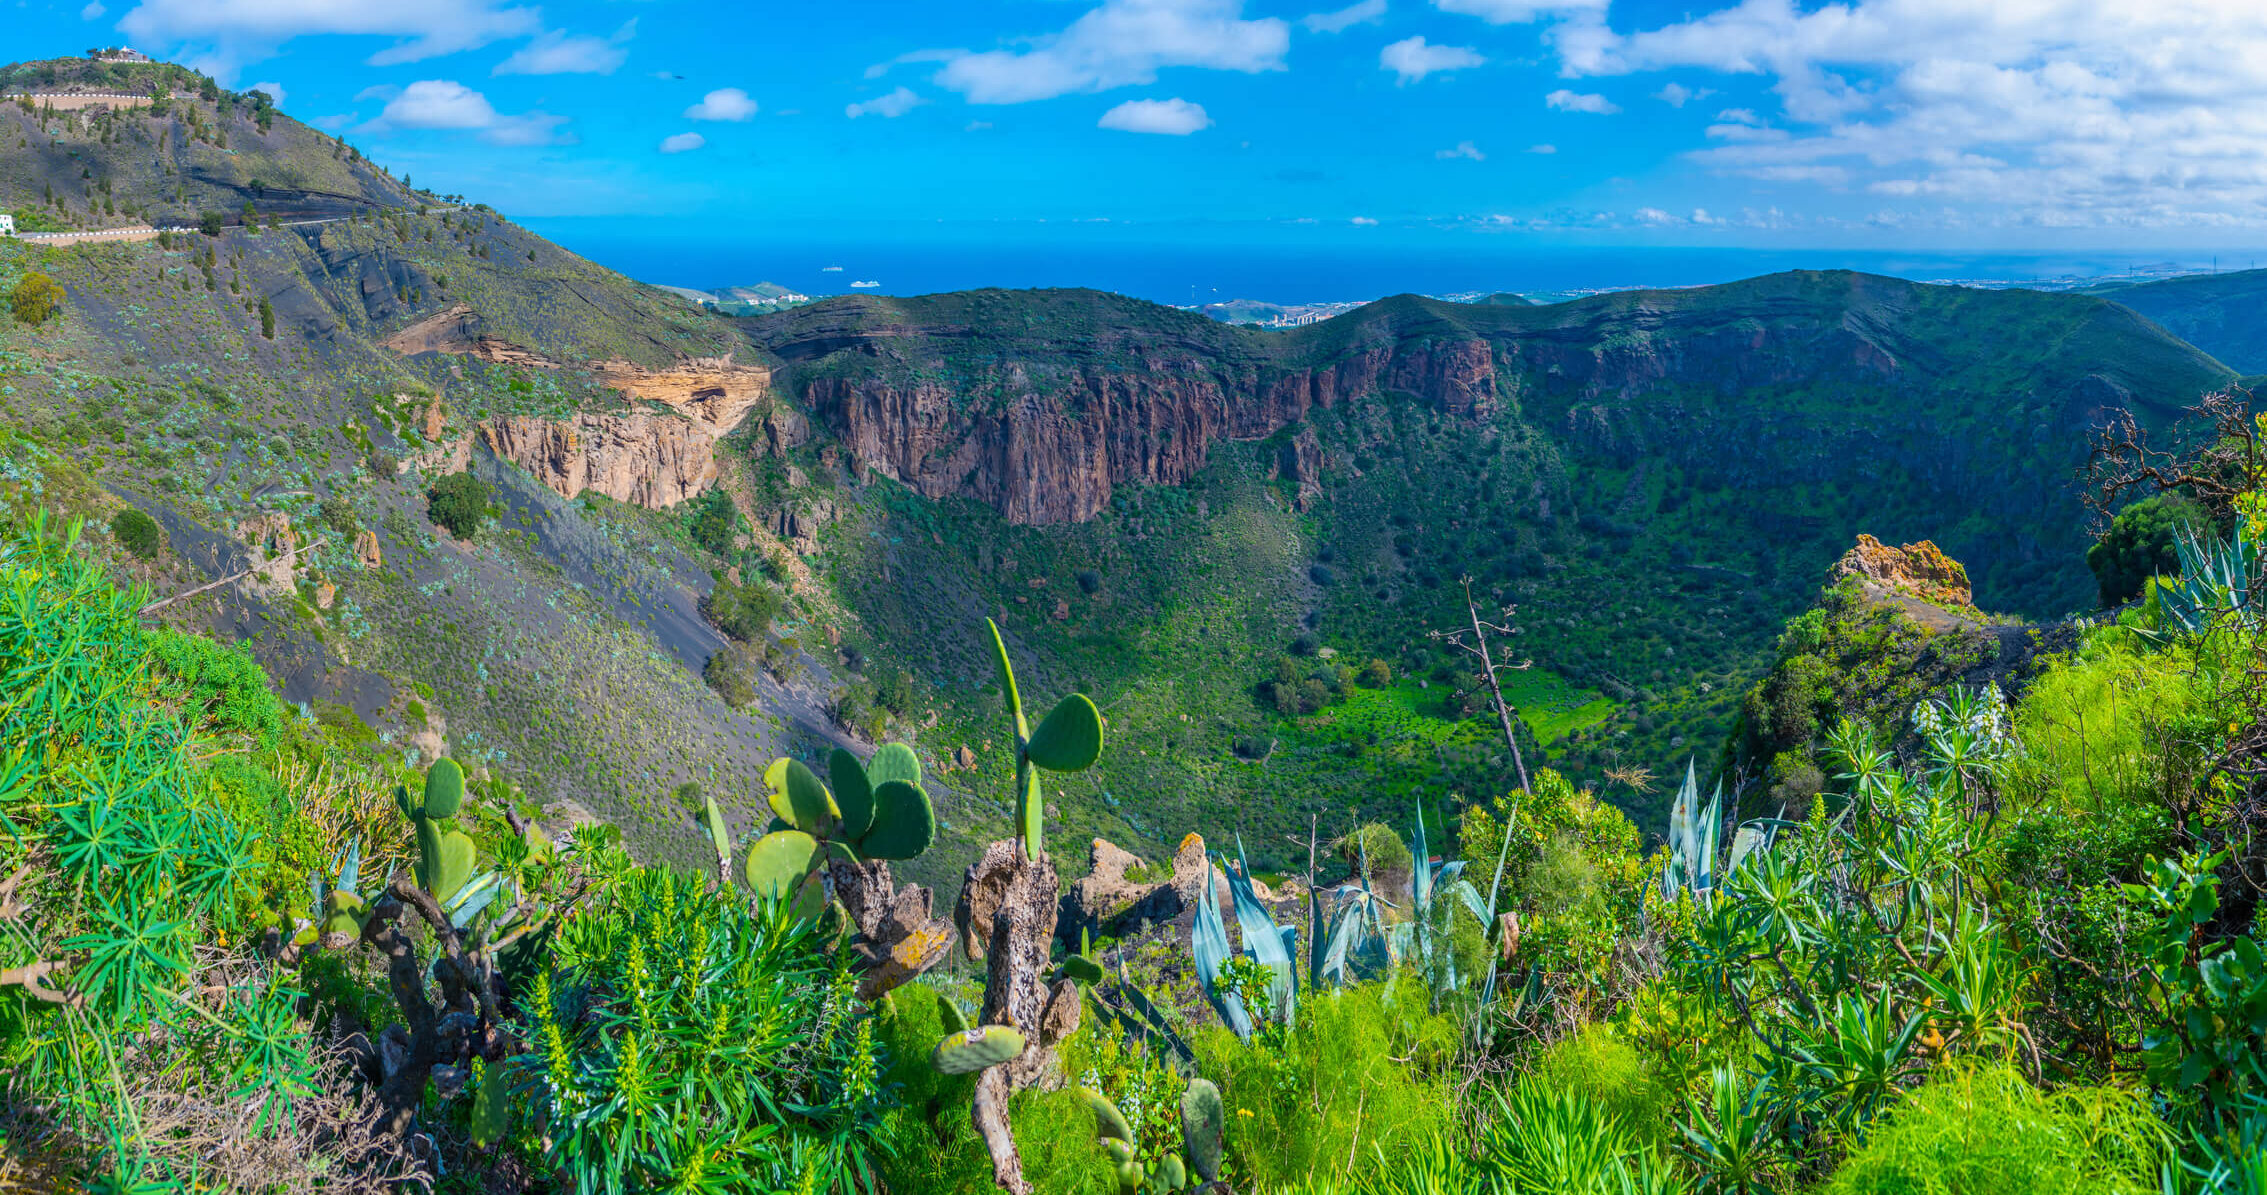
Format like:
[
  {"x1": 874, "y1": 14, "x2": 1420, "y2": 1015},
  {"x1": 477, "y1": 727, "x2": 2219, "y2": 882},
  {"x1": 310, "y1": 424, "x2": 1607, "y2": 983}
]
[{"x1": 20, "y1": 0, "x2": 2267, "y2": 253}]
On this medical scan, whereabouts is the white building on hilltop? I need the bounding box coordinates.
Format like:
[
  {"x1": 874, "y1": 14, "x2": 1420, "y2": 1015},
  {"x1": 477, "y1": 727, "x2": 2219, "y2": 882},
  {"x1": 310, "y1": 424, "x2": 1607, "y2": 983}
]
[
  {"x1": 92, "y1": 48, "x2": 152, "y2": 63},
  {"x1": 0, "y1": 214, "x2": 15, "y2": 238}
]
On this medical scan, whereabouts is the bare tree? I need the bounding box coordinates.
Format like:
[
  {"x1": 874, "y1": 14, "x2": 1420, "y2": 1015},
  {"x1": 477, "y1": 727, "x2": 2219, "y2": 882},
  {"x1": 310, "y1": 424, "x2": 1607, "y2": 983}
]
[{"x1": 1432, "y1": 575, "x2": 1534, "y2": 797}]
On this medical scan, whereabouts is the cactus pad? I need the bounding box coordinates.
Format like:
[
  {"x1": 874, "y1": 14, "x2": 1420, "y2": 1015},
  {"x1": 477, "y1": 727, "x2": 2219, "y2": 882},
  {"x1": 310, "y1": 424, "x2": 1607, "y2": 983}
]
[
  {"x1": 931, "y1": 1025, "x2": 1026, "y2": 1075},
  {"x1": 868, "y1": 741, "x2": 922, "y2": 789},
  {"x1": 986, "y1": 618, "x2": 1028, "y2": 734},
  {"x1": 1112, "y1": 1158, "x2": 1145, "y2": 1194},
  {"x1": 431, "y1": 829, "x2": 478, "y2": 902},
  {"x1": 743, "y1": 830, "x2": 821, "y2": 900},
  {"x1": 702, "y1": 793, "x2": 732, "y2": 863},
  {"x1": 1060, "y1": 955, "x2": 1104, "y2": 985},
  {"x1": 1019, "y1": 769, "x2": 1046, "y2": 859},
  {"x1": 1076, "y1": 1086, "x2": 1133, "y2": 1143},
  {"x1": 857, "y1": 779, "x2": 936, "y2": 861},
  {"x1": 1026, "y1": 693, "x2": 1104, "y2": 772},
  {"x1": 1156, "y1": 1153, "x2": 1186, "y2": 1191},
  {"x1": 937, "y1": 995, "x2": 969, "y2": 1037},
  {"x1": 765, "y1": 758, "x2": 837, "y2": 834},
  {"x1": 829, "y1": 748, "x2": 874, "y2": 840},
  {"x1": 423, "y1": 757, "x2": 466, "y2": 818},
  {"x1": 1181, "y1": 1077, "x2": 1225, "y2": 1181}
]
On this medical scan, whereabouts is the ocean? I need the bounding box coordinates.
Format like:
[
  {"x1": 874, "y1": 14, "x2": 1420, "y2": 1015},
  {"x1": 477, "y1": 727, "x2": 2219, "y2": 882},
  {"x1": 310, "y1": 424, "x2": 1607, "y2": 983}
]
[{"x1": 519, "y1": 219, "x2": 2267, "y2": 308}]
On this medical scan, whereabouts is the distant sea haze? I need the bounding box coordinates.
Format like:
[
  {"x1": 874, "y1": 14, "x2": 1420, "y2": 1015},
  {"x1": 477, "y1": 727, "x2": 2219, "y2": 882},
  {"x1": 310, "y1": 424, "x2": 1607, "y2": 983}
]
[{"x1": 523, "y1": 219, "x2": 2267, "y2": 308}]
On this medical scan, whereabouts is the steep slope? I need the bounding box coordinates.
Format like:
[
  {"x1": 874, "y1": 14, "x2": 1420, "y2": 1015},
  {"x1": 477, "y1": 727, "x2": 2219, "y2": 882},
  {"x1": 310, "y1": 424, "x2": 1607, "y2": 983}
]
[
  {"x1": 3, "y1": 55, "x2": 414, "y2": 231},
  {"x1": 0, "y1": 55, "x2": 840, "y2": 884},
  {"x1": 2086, "y1": 268, "x2": 2267, "y2": 374}
]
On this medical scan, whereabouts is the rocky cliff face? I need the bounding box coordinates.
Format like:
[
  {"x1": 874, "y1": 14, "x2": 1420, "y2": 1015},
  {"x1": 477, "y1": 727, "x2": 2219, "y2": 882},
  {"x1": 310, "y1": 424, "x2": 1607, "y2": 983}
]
[
  {"x1": 482, "y1": 413, "x2": 721, "y2": 508},
  {"x1": 383, "y1": 308, "x2": 775, "y2": 509},
  {"x1": 748, "y1": 274, "x2": 2224, "y2": 536},
  {"x1": 799, "y1": 336, "x2": 1494, "y2": 524}
]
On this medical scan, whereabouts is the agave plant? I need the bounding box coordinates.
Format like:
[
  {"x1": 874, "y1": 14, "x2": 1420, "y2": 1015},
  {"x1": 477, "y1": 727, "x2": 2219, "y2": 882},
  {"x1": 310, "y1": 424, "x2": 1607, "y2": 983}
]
[
  {"x1": 2150, "y1": 520, "x2": 2261, "y2": 639},
  {"x1": 1661, "y1": 762, "x2": 1776, "y2": 910},
  {"x1": 1193, "y1": 835, "x2": 1298, "y2": 1040}
]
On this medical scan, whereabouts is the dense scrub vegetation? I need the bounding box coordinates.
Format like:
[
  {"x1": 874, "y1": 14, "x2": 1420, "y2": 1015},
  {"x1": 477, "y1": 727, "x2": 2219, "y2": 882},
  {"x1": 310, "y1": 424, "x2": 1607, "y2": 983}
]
[{"x1": 5, "y1": 449, "x2": 2264, "y2": 1192}]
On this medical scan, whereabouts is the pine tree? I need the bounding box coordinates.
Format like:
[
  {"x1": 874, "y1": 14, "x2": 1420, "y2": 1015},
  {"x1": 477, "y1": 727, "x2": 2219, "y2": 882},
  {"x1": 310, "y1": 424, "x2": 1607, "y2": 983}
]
[{"x1": 259, "y1": 296, "x2": 274, "y2": 340}]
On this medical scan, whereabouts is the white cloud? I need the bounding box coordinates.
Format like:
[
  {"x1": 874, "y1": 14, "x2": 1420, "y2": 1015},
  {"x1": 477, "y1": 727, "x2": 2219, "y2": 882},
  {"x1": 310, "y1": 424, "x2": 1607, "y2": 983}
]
[
  {"x1": 494, "y1": 21, "x2": 634, "y2": 76},
  {"x1": 1545, "y1": 89, "x2": 1619, "y2": 114},
  {"x1": 363, "y1": 79, "x2": 571, "y2": 145},
  {"x1": 659, "y1": 131, "x2": 705, "y2": 153},
  {"x1": 1436, "y1": 140, "x2": 1485, "y2": 160},
  {"x1": 1556, "y1": 0, "x2": 2267, "y2": 228},
  {"x1": 1634, "y1": 206, "x2": 1680, "y2": 225},
  {"x1": 1433, "y1": 0, "x2": 1605, "y2": 23},
  {"x1": 1302, "y1": 0, "x2": 1385, "y2": 33},
  {"x1": 1350, "y1": 216, "x2": 1378, "y2": 225},
  {"x1": 1098, "y1": 97, "x2": 1212, "y2": 134},
  {"x1": 1528, "y1": 143, "x2": 1558, "y2": 153},
  {"x1": 1382, "y1": 36, "x2": 1484, "y2": 84},
  {"x1": 684, "y1": 87, "x2": 757, "y2": 122},
  {"x1": 930, "y1": 0, "x2": 1289, "y2": 104},
  {"x1": 119, "y1": 0, "x2": 543, "y2": 71},
  {"x1": 846, "y1": 86, "x2": 926, "y2": 119},
  {"x1": 1654, "y1": 81, "x2": 1712, "y2": 107},
  {"x1": 1691, "y1": 208, "x2": 1724, "y2": 224},
  {"x1": 81, "y1": 2, "x2": 105, "y2": 18}
]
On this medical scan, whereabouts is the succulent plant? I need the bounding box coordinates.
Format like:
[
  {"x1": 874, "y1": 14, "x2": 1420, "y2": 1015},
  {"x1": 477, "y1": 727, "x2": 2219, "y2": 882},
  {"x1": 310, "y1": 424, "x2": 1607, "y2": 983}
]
[
  {"x1": 1075, "y1": 1078, "x2": 1226, "y2": 1194},
  {"x1": 932, "y1": 1025, "x2": 1028, "y2": 1075},
  {"x1": 985, "y1": 618, "x2": 1103, "y2": 860},
  {"x1": 395, "y1": 757, "x2": 481, "y2": 904},
  {"x1": 1180, "y1": 1078, "x2": 1224, "y2": 1181}
]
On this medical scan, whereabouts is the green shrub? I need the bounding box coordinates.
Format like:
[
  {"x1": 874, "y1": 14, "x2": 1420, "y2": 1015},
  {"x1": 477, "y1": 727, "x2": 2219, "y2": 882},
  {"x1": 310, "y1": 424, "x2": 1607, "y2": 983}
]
[
  {"x1": 109, "y1": 508, "x2": 163, "y2": 559},
  {"x1": 705, "y1": 642, "x2": 764, "y2": 707},
  {"x1": 703, "y1": 578, "x2": 779, "y2": 642},
  {"x1": 1822, "y1": 1063, "x2": 2166, "y2": 1195},
  {"x1": 522, "y1": 865, "x2": 891, "y2": 1190},
  {"x1": 426, "y1": 471, "x2": 490, "y2": 540},
  {"x1": 1528, "y1": 1026, "x2": 1677, "y2": 1150},
  {"x1": 0, "y1": 519, "x2": 326, "y2": 1183},
  {"x1": 2087, "y1": 493, "x2": 2205, "y2": 607},
  {"x1": 1336, "y1": 822, "x2": 1413, "y2": 879},
  {"x1": 146, "y1": 627, "x2": 283, "y2": 744},
  {"x1": 1195, "y1": 979, "x2": 1460, "y2": 1188},
  {"x1": 9, "y1": 271, "x2": 65, "y2": 325},
  {"x1": 689, "y1": 488, "x2": 738, "y2": 555}
]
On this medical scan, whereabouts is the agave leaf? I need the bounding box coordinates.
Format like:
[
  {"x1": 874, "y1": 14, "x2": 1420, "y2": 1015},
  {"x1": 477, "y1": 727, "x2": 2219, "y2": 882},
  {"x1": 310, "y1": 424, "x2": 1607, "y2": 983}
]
[
  {"x1": 336, "y1": 836, "x2": 362, "y2": 898},
  {"x1": 1191, "y1": 859, "x2": 1253, "y2": 1040},
  {"x1": 1228, "y1": 835, "x2": 1295, "y2": 1021},
  {"x1": 1320, "y1": 892, "x2": 1366, "y2": 986},
  {"x1": 1725, "y1": 824, "x2": 1767, "y2": 876}
]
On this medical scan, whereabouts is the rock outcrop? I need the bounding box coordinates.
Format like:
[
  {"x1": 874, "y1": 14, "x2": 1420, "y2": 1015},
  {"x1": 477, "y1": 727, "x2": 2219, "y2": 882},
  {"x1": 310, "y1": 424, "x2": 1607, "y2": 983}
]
[
  {"x1": 1058, "y1": 833, "x2": 1236, "y2": 947},
  {"x1": 481, "y1": 413, "x2": 720, "y2": 508},
  {"x1": 591, "y1": 352, "x2": 771, "y2": 434},
  {"x1": 233, "y1": 514, "x2": 300, "y2": 597},
  {"x1": 1832, "y1": 534, "x2": 1974, "y2": 609}
]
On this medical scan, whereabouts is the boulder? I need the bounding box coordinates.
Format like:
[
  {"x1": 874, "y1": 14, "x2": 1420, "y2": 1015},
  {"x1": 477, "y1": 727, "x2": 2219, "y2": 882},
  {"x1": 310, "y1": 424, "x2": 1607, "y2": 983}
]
[{"x1": 1058, "y1": 833, "x2": 1236, "y2": 947}]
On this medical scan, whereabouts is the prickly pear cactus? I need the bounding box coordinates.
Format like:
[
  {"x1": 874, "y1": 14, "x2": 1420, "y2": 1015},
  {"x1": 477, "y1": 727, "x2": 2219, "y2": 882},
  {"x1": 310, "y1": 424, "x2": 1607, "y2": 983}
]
[
  {"x1": 986, "y1": 618, "x2": 1104, "y2": 861},
  {"x1": 932, "y1": 1025, "x2": 1027, "y2": 1075},
  {"x1": 401, "y1": 758, "x2": 479, "y2": 902},
  {"x1": 1181, "y1": 1077, "x2": 1225, "y2": 1181}
]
